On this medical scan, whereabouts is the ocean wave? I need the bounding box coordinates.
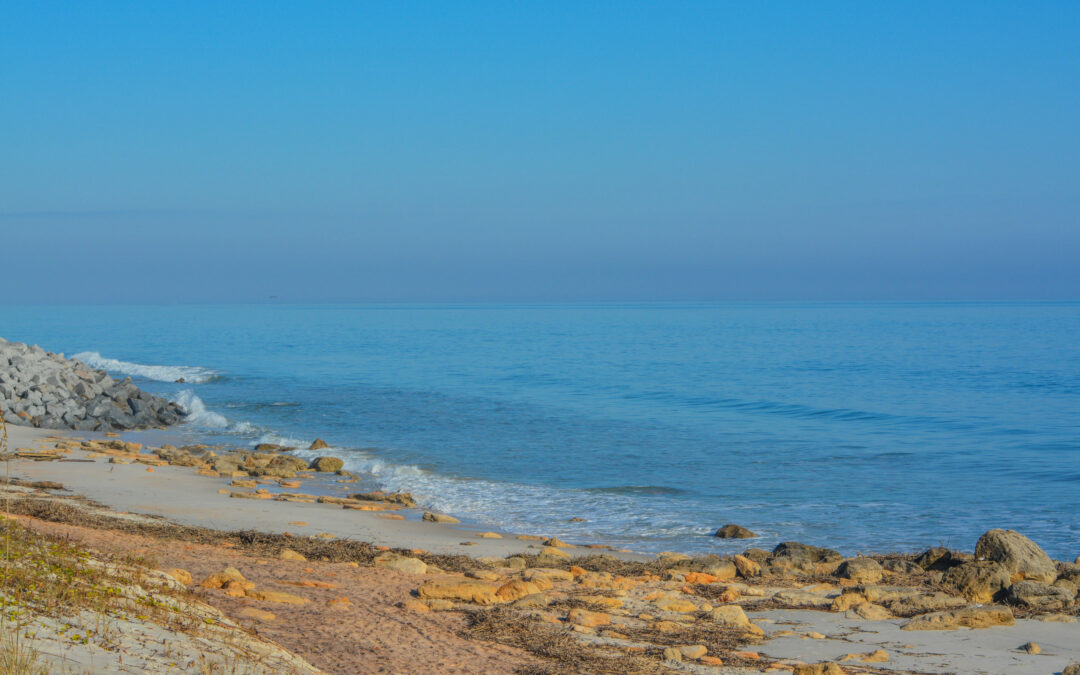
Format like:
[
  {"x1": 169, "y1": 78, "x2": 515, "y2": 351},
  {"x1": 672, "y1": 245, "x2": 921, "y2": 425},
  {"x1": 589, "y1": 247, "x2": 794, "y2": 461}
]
[
  {"x1": 73, "y1": 351, "x2": 219, "y2": 384},
  {"x1": 171, "y1": 390, "x2": 229, "y2": 427}
]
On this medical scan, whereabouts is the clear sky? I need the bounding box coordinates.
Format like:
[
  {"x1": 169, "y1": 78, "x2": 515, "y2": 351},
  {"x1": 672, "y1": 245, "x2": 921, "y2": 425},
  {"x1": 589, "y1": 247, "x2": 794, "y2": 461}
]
[{"x1": 1, "y1": 1, "x2": 1078, "y2": 302}]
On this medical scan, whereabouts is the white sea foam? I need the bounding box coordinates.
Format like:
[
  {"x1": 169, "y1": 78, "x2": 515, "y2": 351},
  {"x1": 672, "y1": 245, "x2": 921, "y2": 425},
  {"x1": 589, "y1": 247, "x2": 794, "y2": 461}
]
[
  {"x1": 73, "y1": 351, "x2": 218, "y2": 384},
  {"x1": 171, "y1": 390, "x2": 229, "y2": 428}
]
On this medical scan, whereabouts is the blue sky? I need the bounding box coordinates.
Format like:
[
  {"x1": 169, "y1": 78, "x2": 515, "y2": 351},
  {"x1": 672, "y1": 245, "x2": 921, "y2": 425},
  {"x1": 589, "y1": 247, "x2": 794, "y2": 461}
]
[{"x1": 1, "y1": 1, "x2": 1078, "y2": 302}]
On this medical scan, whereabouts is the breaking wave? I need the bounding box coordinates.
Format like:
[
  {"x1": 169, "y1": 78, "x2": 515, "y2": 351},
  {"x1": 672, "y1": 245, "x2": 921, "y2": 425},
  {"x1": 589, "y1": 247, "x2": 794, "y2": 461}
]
[{"x1": 73, "y1": 351, "x2": 219, "y2": 384}]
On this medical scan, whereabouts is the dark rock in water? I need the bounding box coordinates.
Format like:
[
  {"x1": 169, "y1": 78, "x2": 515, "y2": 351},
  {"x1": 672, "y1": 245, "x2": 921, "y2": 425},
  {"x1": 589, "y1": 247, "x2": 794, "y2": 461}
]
[
  {"x1": 714, "y1": 523, "x2": 757, "y2": 539},
  {"x1": 310, "y1": 456, "x2": 344, "y2": 473},
  {"x1": 175, "y1": 377, "x2": 186, "y2": 383}
]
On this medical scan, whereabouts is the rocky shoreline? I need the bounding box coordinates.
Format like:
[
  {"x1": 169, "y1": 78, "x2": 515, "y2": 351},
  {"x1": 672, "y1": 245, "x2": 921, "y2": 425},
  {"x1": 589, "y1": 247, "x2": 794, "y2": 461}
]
[{"x1": 0, "y1": 337, "x2": 185, "y2": 430}]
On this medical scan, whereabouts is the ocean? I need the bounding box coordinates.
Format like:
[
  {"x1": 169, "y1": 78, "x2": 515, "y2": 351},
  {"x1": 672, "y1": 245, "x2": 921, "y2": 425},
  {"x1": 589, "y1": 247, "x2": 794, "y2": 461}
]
[{"x1": 2, "y1": 302, "x2": 1077, "y2": 559}]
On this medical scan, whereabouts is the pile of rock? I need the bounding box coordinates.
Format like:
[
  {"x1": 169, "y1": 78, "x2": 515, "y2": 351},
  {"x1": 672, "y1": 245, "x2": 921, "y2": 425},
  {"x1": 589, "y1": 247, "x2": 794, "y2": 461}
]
[{"x1": 0, "y1": 337, "x2": 186, "y2": 430}]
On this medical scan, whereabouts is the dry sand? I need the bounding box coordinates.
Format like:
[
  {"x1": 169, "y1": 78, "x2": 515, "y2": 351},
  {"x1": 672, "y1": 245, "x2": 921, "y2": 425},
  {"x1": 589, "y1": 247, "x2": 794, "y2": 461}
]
[{"x1": 4, "y1": 424, "x2": 1079, "y2": 674}]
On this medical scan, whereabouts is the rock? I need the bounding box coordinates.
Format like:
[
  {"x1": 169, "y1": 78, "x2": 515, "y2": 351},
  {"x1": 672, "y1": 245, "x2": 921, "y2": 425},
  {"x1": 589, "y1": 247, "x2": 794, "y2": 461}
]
[
  {"x1": 279, "y1": 549, "x2": 307, "y2": 562},
  {"x1": 772, "y1": 589, "x2": 833, "y2": 609},
  {"x1": 835, "y1": 558, "x2": 883, "y2": 584},
  {"x1": 544, "y1": 537, "x2": 570, "y2": 547},
  {"x1": 1020, "y1": 641, "x2": 1041, "y2": 654},
  {"x1": 246, "y1": 589, "x2": 309, "y2": 605},
  {"x1": 417, "y1": 578, "x2": 500, "y2": 605},
  {"x1": 1064, "y1": 664, "x2": 1080, "y2": 675},
  {"x1": 422, "y1": 512, "x2": 460, "y2": 524},
  {"x1": 567, "y1": 608, "x2": 610, "y2": 627},
  {"x1": 651, "y1": 594, "x2": 697, "y2": 613},
  {"x1": 1003, "y1": 580, "x2": 1075, "y2": 611},
  {"x1": 849, "y1": 603, "x2": 892, "y2": 620},
  {"x1": 200, "y1": 567, "x2": 247, "y2": 590},
  {"x1": 238, "y1": 608, "x2": 276, "y2": 621},
  {"x1": 351, "y1": 491, "x2": 417, "y2": 507},
  {"x1": 886, "y1": 592, "x2": 967, "y2": 616},
  {"x1": 792, "y1": 664, "x2": 843, "y2": 675},
  {"x1": 841, "y1": 649, "x2": 889, "y2": 663},
  {"x1": 679, "y1": 645, "x2": 707, "y2": 660},
  {"x1": 770, "y1": 542, "x2": 842, "y2": 573},
  {"x1": 975, "y1": 529, "x2": 1057, "y2": 583},
  {"x1": 309, "y1": 456, "x2": 344, "y2": 472},
  {"x1": 662, "y1": 647, "x2": 682, "y2": 663},
  {"x1": 941, "y1": 561, "x2": 1011, "y2": 603},
  {"x1": 374, "y1": 554, "x2": 428, "y2": 575},
  {"x1": 164, "y1": 568, "x2": 193, "y2": 586},
  {"x1": 309, "y1": 438, "x2": 330, "y2": 450},
  {"x1": 538, "y1": 546, "x2": 570, "y2": 560},
  {"x1": 495, "y1": 580, "x2": 542, "y2": 602},
  {"x1": 714, "y1": 524, "x2": 757, "y2": 539},
  {"x1": 882, "y1": 558, "x2": 922, "y2": 575},
  {"x1": 733, "y1": 554, "x2": 761, "y2": 577},
  {"x1": 478, "y1": 532, "x2": 502, "y2": 539},
  {"x1": 902, "y1": 606, "x2": 1014, "y2": 631},
  {"x1": 707, "y1": 605, "x2": 762, "y2": 635},
  {"x1": 915, "y1": 547, "x2": 954, "y2": 570}
]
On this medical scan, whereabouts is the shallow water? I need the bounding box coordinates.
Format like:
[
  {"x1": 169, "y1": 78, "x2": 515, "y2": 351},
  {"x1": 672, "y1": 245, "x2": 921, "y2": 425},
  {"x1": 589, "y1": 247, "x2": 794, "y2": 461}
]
[{"x1": 3, "y1": 302, "x2": 1078, "y2": 558}]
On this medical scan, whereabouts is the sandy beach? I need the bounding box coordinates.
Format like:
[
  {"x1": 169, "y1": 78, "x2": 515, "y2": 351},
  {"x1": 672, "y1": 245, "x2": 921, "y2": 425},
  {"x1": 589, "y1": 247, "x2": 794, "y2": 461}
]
[{"x1": 3, "y1": 422, "x2": 1078, "y2": 674}]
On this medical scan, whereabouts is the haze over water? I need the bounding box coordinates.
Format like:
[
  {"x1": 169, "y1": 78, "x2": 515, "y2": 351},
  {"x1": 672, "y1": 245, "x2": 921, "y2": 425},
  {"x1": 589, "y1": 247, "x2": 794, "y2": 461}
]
[{"x1": 4, "y1": 301, "x2": 1077, "y2": 558}]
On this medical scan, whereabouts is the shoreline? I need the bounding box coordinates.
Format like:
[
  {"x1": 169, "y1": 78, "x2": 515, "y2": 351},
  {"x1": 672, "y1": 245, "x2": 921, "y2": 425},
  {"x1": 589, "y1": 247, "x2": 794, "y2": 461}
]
[{"x1": 4, "y1": 423, "x2": 1079, "y2": 674}]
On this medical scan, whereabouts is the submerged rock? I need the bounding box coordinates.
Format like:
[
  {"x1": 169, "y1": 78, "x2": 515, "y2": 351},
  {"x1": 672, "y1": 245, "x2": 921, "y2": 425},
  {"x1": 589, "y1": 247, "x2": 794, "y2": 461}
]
[{"x1": 714, "y1": 523, "x2": 757, "y2": 539}]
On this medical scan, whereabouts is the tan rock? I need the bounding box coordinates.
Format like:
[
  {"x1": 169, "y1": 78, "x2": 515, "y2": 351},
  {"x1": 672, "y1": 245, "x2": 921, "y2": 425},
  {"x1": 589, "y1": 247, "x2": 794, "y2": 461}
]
[
  {"x1": 309, "y1": 456, "x2": 344, "y2": 472},
  {"x1": 478, "y1": 532, "x2": 502, "y2": 538},
  {"x1": 652, "y1": 594, "x2": 697, "y2": 613},
  {"x1": 733, "y1": 554, "x2": 761, "y2": 578},
  {"x1": 279, "y1": 549, "x2": 307, "y2": 562},
  {"x1": 309, "y1": 438, "x2": 330, "y2": 450},
  {"x1": 902, "y1": 606, "x2": 1014, "y2": 631},
  {"x1": 849, "y1": 602, "x2": 893, "y2": 620},
  {"x1": 374, "y1": 554, "x2": 428, "y2": 575},
  {"x1": 830, "y1": 592, "x2": 866, "y2": 611},
  {"x1": 567, "y1": 608, "x2": 610, "y2": 627},
  {"x1": 495, "y1": 579, "x2": 542, "y2": 602},
  {"x1": 538, "y1": 546, "x2": 570, "y2": 559},
  {"x1": 714, "y1": 523, "x2": 757, "y2": 538},
  {"x1": 422, "y1": 512, "x2": 460, "y2": 524},
  {"x1": 417, "y1": 578, "x2": 500, "y2": 605},
  {"x1": 401, "y1": 599, "x2": 430, "y2": 612},
  {"x1": 941, "y1": 561, "x2": 1011, "y2": 603},
  {"x1": 246, "y1": 589, "x2": 309, "y2": 604},
  {"x1": 164, "y1": 568, "x2": 193, "y2": 586},
  {"x1": 1021, "y1": 641, "x2": 1041, "y2": 654},
  {"x1": 792, "y1": 663, "x2": 843, "y2": 675},
  {"x1": 975, "y1": 529, "x2": 1057, "y2": 584},
  {"x1": 680, "y1": 645, "x2": 708, "y2": 660},
  {"x1": 237, "y1": 608, "x2": 276, "y2": 621},
  {"x1": 834, "y1": 557, "x2": 884, "y2": 584}
]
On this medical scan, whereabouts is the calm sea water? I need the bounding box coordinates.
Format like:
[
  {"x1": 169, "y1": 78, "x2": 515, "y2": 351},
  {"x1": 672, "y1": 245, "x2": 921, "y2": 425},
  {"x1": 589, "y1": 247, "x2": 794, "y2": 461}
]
[{"x1": 2, "y1": 303, "x2": 1078, "y2": 558}]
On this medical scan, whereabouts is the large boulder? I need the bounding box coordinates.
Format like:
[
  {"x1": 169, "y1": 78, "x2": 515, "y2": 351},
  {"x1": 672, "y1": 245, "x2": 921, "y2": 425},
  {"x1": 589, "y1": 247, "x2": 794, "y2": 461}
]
[
  {"x1": 902, "y1": 606, "x2": 1014, "y2": 631},
  {"x1": 835, "y1": 558, "x2": 883, "y2": 584},
  {"x1": 975, "y1": 529, "x2": 1056, "y2": 583},
  {"x1": 941, "y1": 561, "x2": 1011, "y2": 603},
  {"x1": 309, "y1": 456, "x2": 345, "y2": 473},
  {"x1": 769, "y1": 541, "x2": 842, "y2": 574},
  {"x1": 1003, "y1": 581, "x2": 1075, "y2": 611},
  {"x1": 714, "y1": 524, "x2": 757, "y2": 539}
]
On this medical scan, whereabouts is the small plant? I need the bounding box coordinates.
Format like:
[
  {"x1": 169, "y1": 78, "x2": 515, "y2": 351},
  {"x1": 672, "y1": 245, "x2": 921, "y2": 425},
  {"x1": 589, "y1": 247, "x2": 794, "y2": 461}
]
[{"x1": 0, "y1": 626, "x2": 47, "y2": 675}]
